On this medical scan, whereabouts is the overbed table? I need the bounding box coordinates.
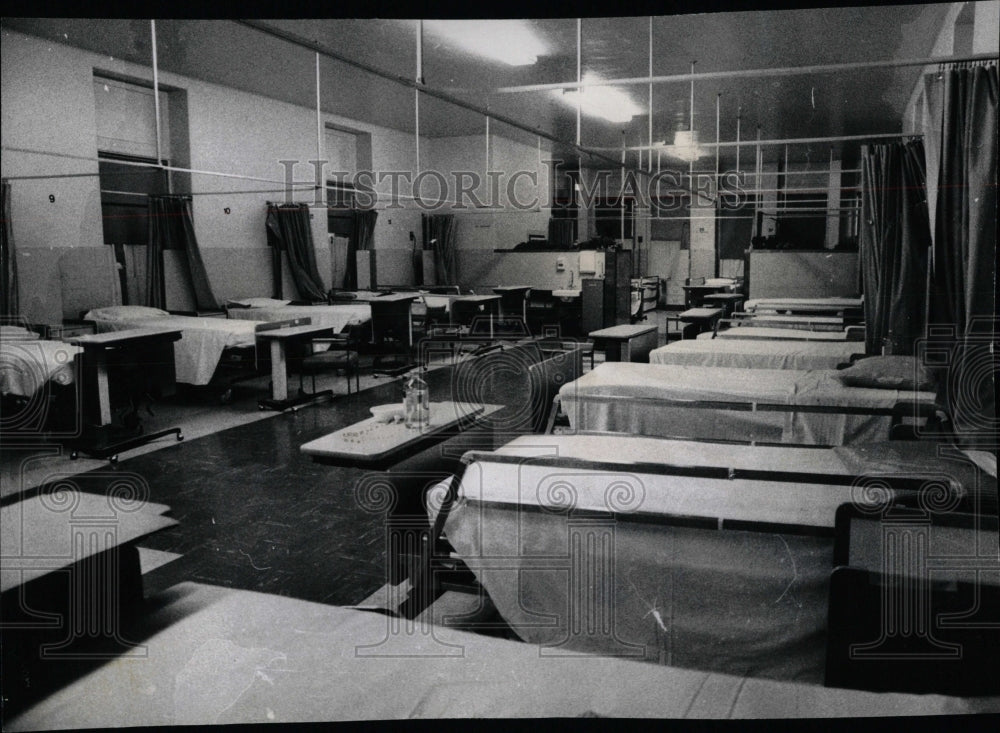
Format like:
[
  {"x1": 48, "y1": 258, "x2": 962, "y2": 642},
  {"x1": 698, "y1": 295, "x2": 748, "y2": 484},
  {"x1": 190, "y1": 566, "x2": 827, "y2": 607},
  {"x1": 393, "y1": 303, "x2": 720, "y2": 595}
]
[
  {"x1": 675, "y1": 306, "x2": 723, "y2": 338},
  {"x1": 67, "y1": 327, "x2": 184, "y2": 460},
  {"x1": 701, "y1": 292, "x2": 746, "y2": 319},
  {"x1": 256, "y1": 323, "x2": 335, "y2": 410},
  {"x1": 589, "y1": 323, "x2": 659, "y2": 362},
  {"x1": 492, "y1": 285, "x2": 531, "y2": 322},
  {"x1": 301, "y1": 401, "x2": 503, "y2": 469}
]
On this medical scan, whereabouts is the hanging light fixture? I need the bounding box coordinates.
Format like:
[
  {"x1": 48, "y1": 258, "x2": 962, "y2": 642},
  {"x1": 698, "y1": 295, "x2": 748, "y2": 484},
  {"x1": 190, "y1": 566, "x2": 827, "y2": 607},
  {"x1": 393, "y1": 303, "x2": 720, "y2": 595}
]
[{"x1": 656, "y1": 62, "x2": 706, "y2": 162}]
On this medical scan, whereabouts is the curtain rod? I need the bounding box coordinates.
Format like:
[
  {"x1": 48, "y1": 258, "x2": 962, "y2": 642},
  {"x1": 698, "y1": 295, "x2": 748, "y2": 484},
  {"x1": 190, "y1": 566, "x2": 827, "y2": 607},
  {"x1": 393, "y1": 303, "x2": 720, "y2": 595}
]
[
  {"x1": 489, "y1": 52, "x2": 1000, "y2": 94},
  {"x1": 588, "y1": 131, "x2": 922, "y2": 153}
]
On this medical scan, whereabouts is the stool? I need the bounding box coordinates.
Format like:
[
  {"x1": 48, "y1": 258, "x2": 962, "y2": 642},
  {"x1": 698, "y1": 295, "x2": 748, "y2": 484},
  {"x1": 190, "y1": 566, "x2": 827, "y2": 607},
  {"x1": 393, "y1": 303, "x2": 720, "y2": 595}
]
[{"x1": 299, "y1": 350, "x2": 360, "y2": 395}]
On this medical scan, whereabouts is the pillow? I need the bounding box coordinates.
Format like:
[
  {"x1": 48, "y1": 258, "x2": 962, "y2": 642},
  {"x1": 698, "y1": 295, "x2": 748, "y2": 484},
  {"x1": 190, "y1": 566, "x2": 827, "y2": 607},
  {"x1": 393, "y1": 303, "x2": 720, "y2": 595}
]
[
  {"x1": 835, "y1": 355, "x2": 937, "y2": 391},
  {"x1": 228, "y1": 297, "x2": 291, "y2": 308},
  {"x1": 84, "y1": 306, "x2": 170, "y2": 320}
]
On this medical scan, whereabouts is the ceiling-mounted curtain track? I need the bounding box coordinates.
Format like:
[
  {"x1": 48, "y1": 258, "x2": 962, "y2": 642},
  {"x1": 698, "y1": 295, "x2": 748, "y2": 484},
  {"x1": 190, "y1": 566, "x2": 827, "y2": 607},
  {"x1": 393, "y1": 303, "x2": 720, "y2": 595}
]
[
  {"x1": 591, "y1": 131, "x2": 923, "y2": 153},
  {"x1": 492, "y1": 51, "x2": 999, "y2": 94}
]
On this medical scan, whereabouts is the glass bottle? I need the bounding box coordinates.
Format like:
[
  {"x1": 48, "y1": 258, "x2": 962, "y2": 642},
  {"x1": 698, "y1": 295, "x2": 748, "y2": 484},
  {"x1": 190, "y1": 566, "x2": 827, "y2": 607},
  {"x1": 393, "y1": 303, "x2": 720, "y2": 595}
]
[{"x1": 404, "y1": 369, "x2": 430, "y2": 429}]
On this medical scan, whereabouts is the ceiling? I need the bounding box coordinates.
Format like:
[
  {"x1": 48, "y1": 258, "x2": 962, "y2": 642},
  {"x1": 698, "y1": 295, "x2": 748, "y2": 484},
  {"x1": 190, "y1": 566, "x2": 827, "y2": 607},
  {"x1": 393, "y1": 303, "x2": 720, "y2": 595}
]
[{"x1": 3, "y1": 6, "x2": 953, "y2": 169}]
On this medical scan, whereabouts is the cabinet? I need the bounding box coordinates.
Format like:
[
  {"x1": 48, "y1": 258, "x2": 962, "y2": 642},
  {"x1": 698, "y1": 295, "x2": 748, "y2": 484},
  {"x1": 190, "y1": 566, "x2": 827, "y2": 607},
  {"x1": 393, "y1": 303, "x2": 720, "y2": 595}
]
[{"x1": 580, "y1": 251, "x2": 632, "y2": 331}]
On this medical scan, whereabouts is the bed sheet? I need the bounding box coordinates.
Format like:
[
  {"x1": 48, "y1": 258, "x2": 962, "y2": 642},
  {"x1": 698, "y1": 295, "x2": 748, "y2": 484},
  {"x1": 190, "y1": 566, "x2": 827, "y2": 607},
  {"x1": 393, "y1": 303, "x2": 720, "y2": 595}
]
[
  {"x1": 558, "y1": 363, "x2": 936, "y2": 445},
  {"x1": 0, "y1": 339, "x2": 80, "y2": 396},
  {"x1": 650, "y1": 339, "x2": 861, "y2": 370},
  {"x1": 443, "y1": 464, "x2": 834, "y2": 681},
  {"x1": 87, "y1": 314, "x2": 260, "y2": 385}
]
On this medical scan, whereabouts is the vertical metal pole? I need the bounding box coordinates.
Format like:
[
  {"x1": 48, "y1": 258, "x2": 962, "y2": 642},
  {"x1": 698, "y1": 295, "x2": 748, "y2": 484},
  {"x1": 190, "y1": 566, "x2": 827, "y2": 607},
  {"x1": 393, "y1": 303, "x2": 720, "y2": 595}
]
[
  {"x1": 621, "y1": 133, "x2": 626, "y2": 244},
  {"x1": 715, "y1": 93, "x2": 721, "y2": 278},
  {"x1": 576, "y1": 18, "x2": 582, "y2": 147},
  {"x1": 485, "y1": 113, "x2": 491, "y2": 203},
  {"x1": 689, "y1": 60, "x2": 696, "y2": 133},
  {"x1": 150, "y1": 20, "x2": 162, "y2": 166},
  {"x1": 415, "y1": 20, "x2": 423, "y2": 173},
  {"x1": 715, "y1": 93, "x2": 721, "y2": 182},
  {"x1": 754, "y1": 125, "x2": 762, "y2": 238},
  {"x1": 648, "y1": 17, "x2": 654, "y2": 153},
  {"x1": 735, "y1": 107, "x2": 741, "y2": 175},
  {"x1": 485, "y1": 115, "x2": 491, "y2": 175},
  {"x1": 315, "y1": 52, "x2": 323, "y2": 171}
]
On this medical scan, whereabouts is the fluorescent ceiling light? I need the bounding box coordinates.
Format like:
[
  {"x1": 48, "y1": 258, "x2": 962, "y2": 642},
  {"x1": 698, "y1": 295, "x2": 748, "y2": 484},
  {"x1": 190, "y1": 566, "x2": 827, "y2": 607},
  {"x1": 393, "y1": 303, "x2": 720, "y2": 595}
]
[
  {"x1": 424, "y1": 20, "x2": 547, "y2": 66},
  {"x1": 658, "y1": 129, "x2": 707, "y2": 162},
  {"x1": 556, "y1": 74, "x2": 641, "y2": 124}
]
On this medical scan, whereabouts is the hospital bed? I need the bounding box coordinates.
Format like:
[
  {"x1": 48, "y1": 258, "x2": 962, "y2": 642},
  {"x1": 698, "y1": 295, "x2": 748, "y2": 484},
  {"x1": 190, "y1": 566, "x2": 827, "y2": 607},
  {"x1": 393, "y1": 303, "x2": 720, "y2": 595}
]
[
  {"x1": 425, "y1": 434, "x2": 992, "y2": 691},
  {"x1": 555, "y1": 361, "x2": 941, "y2": 446},
  {"x1": 720, "y1": 313, "x2": 860, "y2": 333},
  {"x1": 83, "y1": 305, "x2": 292, "y2": 390},
  {"x1": 0, "y1": 325, "x2": 79, "y2": 398},
  {"x1": 6, "y1": 581, "x2": 990, "y2": 727},
  {"x1": 702, "y1": 323, "x2": 866, "y2": 341},
  {"x1": 1, "y1": 325, "x2": 81, "y2": 434},
  {"x1": 744, "y1": 297, "x2": 863, "y2": 316},
  {"x1": 226, "y1": 298, "x2": 371, "y2": 336},
  {"x1": 650, "y1": 337, "x2": 863, "y2": 370}
]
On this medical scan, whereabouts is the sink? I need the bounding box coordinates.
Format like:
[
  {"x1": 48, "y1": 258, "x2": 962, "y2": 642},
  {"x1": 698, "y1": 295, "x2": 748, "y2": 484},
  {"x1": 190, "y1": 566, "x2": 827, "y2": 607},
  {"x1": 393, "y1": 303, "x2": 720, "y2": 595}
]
[{"x1": 552, "y1": 289, "x2": 581, "y2": 299}]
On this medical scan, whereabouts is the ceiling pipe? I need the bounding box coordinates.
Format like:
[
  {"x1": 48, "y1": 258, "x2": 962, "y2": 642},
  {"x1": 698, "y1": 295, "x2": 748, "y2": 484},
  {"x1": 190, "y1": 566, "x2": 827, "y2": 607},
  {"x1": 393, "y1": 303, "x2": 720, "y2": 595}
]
[{"x1": 491, "y1": 51, "x2": 998, "y2": 94}]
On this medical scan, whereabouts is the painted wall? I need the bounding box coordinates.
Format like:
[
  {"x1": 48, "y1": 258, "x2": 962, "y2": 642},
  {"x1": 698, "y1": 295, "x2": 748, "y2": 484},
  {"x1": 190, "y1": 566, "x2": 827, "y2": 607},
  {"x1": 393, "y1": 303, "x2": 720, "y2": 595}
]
[{"x1": 1, "y1": 28, "x2": 429, "y2": 317}]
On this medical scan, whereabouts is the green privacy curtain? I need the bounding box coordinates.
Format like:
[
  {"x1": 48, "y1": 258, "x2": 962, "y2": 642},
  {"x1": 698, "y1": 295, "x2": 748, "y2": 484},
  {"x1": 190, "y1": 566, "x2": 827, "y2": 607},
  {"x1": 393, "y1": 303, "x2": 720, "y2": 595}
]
[
  {"x1": 146, "y1": 195, "x2": 220, "y2": 310},
  {"x1": 1, "y1": 181, "x2": 18, "y2": 317},
  {"x1": 858, "y1": 140, "x2": 932, "y2": 356},
  {"x1": 422, "y1": 214, "x2": 457, "y2": 285},
  {"x1": 925, "y1": 64, "x2": 997, "y2": 445},
  {"x1": 266, "y1": 203, "x2": 327, "y2": 301}
]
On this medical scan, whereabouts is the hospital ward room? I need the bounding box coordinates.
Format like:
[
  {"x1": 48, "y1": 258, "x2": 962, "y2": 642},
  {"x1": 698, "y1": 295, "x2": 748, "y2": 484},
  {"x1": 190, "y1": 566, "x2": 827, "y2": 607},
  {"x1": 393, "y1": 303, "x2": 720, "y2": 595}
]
[{"x1": 2, "y1": 5, "x2": 999, "y2": 726}]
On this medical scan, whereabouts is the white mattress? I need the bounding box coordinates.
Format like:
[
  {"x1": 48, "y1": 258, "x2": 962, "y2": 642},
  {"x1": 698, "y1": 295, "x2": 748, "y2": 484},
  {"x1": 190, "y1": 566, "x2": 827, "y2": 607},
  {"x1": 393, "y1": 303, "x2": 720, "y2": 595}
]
[
  {"x1": 558, "y1": 362, "x2": 937, "y2": 445},
  {"x1": 87, "y1": 314, "x2": 260, "y2": 385},
  {"x1": 650, "y1": 338, "x2": 862, "y2": 370},
  {"x1": 0, "y1": 338, "x2": 80, "y2": 397},
  {"x1": 228, "y1": 303, "x2": 370, "y2": 333}
]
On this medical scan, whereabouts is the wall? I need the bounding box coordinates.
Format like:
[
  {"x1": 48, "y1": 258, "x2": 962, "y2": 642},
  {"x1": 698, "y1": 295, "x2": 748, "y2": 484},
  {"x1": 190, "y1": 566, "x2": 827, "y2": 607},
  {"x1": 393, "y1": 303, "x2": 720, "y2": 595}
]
[
  {"x1": 424, "y1": 133, "x2": 556, "y2": 288},
  {"x1": 1, "y1": 28, "x2": 427, "y2": 319},
  {"x1": 748, "y1": 251, "x2": 860, "y2": 299}
]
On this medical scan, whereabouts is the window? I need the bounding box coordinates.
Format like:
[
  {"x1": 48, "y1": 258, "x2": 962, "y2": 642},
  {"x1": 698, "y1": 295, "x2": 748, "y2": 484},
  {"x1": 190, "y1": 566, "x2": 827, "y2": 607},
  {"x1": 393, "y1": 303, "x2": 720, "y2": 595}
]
[{"x1": 98, "y1": 153, "x2": 169, "y2": 246}]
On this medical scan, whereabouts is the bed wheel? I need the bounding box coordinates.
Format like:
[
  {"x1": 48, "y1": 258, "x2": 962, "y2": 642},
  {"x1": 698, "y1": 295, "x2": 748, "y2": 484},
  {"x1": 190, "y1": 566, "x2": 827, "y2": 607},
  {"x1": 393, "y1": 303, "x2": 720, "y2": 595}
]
[
  {"x1": 176, "y1": 433, "x2": 184, "y2": 441},
  {"x1": 219, "y1": 387, "x2": 234, "y2": 405},
  {"x1": 70, "y1": 451, "x2": 79, "y2": 460},
  {"x1": 109, "y1": 455, "x2": 118, "y2": 465}
]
